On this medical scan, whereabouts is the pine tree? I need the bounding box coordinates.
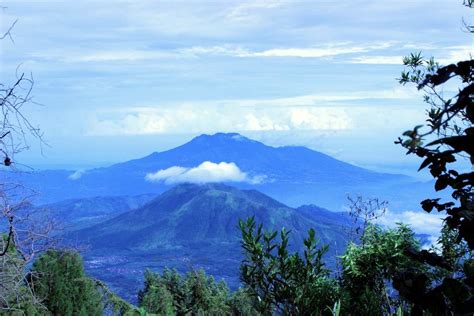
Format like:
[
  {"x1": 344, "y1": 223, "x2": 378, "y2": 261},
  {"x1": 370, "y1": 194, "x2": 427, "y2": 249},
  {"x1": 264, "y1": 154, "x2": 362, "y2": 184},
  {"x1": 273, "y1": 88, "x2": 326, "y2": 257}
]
[
  {"x1": 30, "y1": 249, "x2": 104, "y2": 315},
  {"x1": 138, "y1": 268, "x2": 234, "y2": 315}
]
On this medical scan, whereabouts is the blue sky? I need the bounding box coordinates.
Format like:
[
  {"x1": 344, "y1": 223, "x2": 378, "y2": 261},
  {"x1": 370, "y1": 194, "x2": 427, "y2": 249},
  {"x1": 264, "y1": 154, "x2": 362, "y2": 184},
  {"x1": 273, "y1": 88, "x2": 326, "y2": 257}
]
[{"x1": 1, "y1": 0, "x2": 472, "y2": 176}]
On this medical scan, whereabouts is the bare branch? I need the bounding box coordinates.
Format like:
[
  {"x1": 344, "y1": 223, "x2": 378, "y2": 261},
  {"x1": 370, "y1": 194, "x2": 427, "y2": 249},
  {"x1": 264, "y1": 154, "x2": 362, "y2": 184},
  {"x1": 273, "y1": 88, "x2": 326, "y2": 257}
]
[{"x1": 0, "y1": 19, "x2": 17, "y2": 43}]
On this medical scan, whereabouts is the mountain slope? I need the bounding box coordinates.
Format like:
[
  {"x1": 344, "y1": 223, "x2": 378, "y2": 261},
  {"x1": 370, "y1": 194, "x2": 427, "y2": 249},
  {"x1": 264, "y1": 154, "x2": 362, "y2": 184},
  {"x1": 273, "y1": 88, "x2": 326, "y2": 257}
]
[
  {"x1": 34, "y1": 194, "x2": 155, "y2": 230},
  {"x1": 74, "y1": 183, "x2": 348, "y2": 250},
  {"x1": 68, "y1": 184, "x2": 350, "y2": 302},
  {"x1": 107, "y1": 132, "x2": 405, "y2": 184},
  {"x1": 3, "y1": 132, "x2": 433, "y2": 211},
  {"x1": 297, "y1": 204, "x2": 352, "y2": 227}
]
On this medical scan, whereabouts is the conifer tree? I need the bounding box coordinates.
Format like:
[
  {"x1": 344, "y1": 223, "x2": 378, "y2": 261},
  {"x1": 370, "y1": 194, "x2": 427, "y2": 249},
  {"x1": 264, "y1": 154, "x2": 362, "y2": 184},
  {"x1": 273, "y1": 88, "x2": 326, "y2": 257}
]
[{"x1": 30, "y1": 250, "x2": 104, "y2": 316}]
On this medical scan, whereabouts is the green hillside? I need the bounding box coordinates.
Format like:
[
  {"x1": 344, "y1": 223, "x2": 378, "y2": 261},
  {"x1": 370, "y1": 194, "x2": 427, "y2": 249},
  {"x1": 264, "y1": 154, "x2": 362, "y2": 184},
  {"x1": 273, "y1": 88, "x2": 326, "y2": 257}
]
[{"x1": 68, "y1": 184, "x2": 350, "y2": 302}]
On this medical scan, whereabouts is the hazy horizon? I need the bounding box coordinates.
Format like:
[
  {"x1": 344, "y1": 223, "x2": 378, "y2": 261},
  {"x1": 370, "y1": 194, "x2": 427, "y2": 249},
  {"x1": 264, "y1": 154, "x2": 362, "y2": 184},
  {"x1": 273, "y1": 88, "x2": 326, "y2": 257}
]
[{"x1": 2, "y1": 1, "x2": 471, "y2": 179}]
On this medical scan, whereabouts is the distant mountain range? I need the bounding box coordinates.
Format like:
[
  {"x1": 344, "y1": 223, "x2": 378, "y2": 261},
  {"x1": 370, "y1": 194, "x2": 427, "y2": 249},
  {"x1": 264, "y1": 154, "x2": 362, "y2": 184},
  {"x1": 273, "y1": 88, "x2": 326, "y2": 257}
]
[
  {"x1": 4, "y1": 132, "x2": 437, "y2": 211},
  {"x1": 64, "y1": 183, "x2": 350, "y2": 302},
  {"x1": 33, "y1": 194, "x2": 155, "y2": 230}
]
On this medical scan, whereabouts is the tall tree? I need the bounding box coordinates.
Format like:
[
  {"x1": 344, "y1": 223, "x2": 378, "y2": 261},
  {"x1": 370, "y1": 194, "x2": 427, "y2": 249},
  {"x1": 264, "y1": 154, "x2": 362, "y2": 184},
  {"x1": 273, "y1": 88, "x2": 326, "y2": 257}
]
[
  {"x1": 394, "y1": 1, "x2": 474, "y2": 313},
  {"x1": 138, "y1": 268, "x2": 236, "y2": 315},
  {"x1": 30, "y1": 249, "x2": 105, "y2": 316}
]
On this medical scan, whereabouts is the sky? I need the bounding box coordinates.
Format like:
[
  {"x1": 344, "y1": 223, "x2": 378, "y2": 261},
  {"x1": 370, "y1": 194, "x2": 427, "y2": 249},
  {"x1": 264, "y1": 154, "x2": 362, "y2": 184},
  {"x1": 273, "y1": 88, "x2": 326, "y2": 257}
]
[{"x1": 0, "y1": 0, "x2": 472, "y2": 176}]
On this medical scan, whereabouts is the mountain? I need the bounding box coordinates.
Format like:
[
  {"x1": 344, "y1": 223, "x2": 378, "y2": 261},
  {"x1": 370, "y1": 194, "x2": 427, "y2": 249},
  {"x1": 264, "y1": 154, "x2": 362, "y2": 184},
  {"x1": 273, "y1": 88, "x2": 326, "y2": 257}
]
[
  {"x1": 68, "y1": 183, "x2": 350, "y2": 302},
  {"x1": 32, "y1": 194, "x2": 155, "y2": 230},
  {"x1": 297, "y1": 204, "x2": 352, "y2": 227},
  {"x1": 73, "y1": 183, "x2": 348, "y2": 249},
  {"x1": 3, "y1": 132, "x2": 436, "y2": 211}
]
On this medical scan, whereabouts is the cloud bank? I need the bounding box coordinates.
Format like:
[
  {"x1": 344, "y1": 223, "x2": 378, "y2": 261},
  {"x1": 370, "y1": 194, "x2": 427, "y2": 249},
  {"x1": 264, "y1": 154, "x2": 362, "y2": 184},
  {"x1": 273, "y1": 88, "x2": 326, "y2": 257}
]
[
  {"x1": 145, "y1": 161, "x2": 264, "y2": 185},
  {"x1": 86, "y1": 88, "x2": 422, "y2": 137},
  {"x1": 89, "y1": 105, "x2": 352, "y2": 136},
  {"x1": 375, "y1": 209, "x2": 445, "y2": 244}
]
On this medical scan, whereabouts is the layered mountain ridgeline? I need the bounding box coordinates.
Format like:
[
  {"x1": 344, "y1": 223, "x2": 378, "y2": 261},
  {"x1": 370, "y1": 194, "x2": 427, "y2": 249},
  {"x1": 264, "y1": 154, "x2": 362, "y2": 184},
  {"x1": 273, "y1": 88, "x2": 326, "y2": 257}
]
[
  {"x1": 0, "y1": 133, "x2": 436, "y2": 211},
  {"x1": 31, "y1": 194, "x2": 155, "y2": 230},
  {"x1": 66, "y1": 183, "x2": 350, "y2": 303}
]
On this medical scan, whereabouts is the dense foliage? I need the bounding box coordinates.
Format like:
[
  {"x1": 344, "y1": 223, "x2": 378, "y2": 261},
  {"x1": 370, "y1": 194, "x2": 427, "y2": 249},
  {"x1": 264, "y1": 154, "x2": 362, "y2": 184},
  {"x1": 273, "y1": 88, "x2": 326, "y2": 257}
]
[
  {"x1": 29, "y1": 250, "x2": 105, "y2": 315},
  {"x1": 0, "y1": 235, "x2": 48, "y2": 314},
  {"x1": 239, "y1": 217, "x2": 338, "y2": 315},
  {"x1": 239, "y1": 217, "x2": 431, "y2": 316},
  {"x1": 393, "y1": 2, "x2": 474, "y2": 312},
  {"x1": 398, "y1": 54, "x2": 474, "y2": 248},
  {"x1": 137, "y1": 268, "x2": 258, "y2": 315},
  {"x1": 27, "y1": 249, "x2": 142, "y2": 316},
  {"x1": 340, "y1": 224, "x2": 422, "y2": 315}
]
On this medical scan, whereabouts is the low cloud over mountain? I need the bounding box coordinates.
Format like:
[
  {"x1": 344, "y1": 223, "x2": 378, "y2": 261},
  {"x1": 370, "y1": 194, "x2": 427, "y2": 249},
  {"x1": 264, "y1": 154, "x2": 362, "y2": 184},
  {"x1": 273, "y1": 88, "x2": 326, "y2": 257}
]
[{"x1": 145, "y1": 161, "x2": 264, "y2": 184}]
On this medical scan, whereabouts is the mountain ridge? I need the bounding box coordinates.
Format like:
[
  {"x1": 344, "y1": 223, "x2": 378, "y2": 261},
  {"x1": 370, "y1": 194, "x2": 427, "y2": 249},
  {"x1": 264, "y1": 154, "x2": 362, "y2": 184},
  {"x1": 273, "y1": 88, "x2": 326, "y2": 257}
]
[
  {"x1": 3, "y1": 132, "x2": 432, "y2": 211},
  {"x1": 72, "y1": 183, "x2": 347, "y2": 249},
  {"x1": 67, "y1": 183, "x2": 350, "y2": 301}
]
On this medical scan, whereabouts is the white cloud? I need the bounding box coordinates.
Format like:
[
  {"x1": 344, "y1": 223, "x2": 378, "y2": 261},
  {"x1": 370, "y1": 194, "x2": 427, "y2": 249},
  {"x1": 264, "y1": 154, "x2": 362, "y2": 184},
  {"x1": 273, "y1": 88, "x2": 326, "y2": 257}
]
[
  {"x1": 242, "y1": 42, "x2": 396, "y2": 58},
  {"x1": 347, "y1": 45, "x2": 473, "y2": 65},
  {"x1": 86, "y1": 88, "x2": 420, "y2": 136},
  {"x1": 88, "y1": 105, "x2": 353, "y2": 136},
  {"x1": 438, "y1": 45, "x2": 473, "y2": 65},
  {"x1": 241, "y1": 113, "x2": 290, "y2": 131},
  {"x1": 68, "y1": 169, "x2": 85, "y2": 180},
  {"x1": 227, "y1": 0, "x2": 286, "y2": 21},
  {"x1": 290, "y1": 108, "x2": 351, "y2": 130},
  {"x1": 89, "y1": 111, "x2": 171, "y2": 135},
  {"x1": 145, "y1": 166, "x2": 187, "y2": 182},
  {"x1": 184, "y1": 42, "x2": 397, "y2": 59},
  {"x1": 30, "y1": 50, "x2": 176, "y2": 63},
  {"x1": 30, "y1": 41, "x2": 400, "y2": 63},
  {"x1": 349, "y1": 55, "x2": 404, "y2": 65},
  {"x1": 180, "y1": 45, "x2": 249, "y2": 57},
  {"x1": 375, "y1": 209, "x2": 445, "y2": 237},
  {"x1": 145, "y1": 161, "x2": 264, "y2": 185},
  {"x1": 29, "y1": 41, "x2": 469, "y2": 66}
]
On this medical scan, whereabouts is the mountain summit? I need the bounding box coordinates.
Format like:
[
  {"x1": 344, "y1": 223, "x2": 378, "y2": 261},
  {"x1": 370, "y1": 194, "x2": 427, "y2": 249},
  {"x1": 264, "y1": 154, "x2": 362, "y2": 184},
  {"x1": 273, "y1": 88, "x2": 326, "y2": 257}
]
[
  {"x1": 5, "y1": 132, "x2": 427, "y2": 210},
  {"x1": 110, "y1": 132, "x2": 401, "y2": 184},
  {"x1": 186, "y1": 132, "x2": 257, "y2": 144},
  {"x1": 73, "y1": 183, "x2": 347, "y2": 250},
  {"x1": 68, "y1": 183, "x2": 349, "y2": 300}
]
